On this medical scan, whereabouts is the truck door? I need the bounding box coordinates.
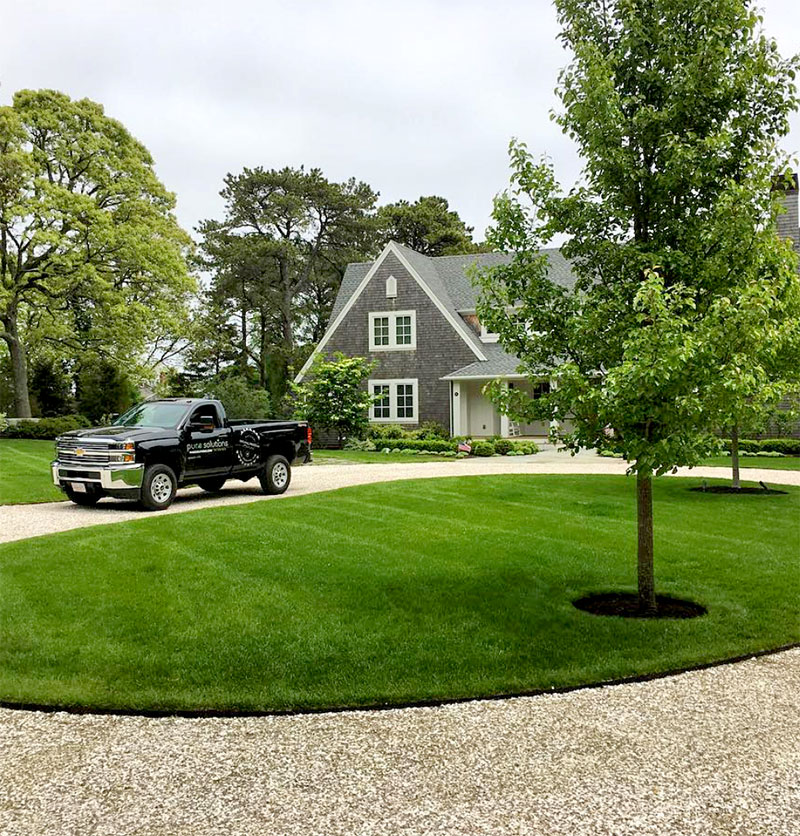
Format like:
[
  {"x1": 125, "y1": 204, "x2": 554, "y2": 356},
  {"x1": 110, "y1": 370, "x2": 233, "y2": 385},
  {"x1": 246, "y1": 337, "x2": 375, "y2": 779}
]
[{"x1": 184, "y1": 403, "x2": 232, "y2": 477}]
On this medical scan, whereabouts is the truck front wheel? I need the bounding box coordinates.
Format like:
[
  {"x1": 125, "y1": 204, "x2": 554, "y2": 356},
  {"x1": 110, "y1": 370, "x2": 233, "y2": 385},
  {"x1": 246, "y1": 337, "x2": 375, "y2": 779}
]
[
  {"x1": 260, "y1": 455, "x2": 291, "y2": 495},
  {"x1": 140, "y1": 464, "x2": 177, "y2": 511}
]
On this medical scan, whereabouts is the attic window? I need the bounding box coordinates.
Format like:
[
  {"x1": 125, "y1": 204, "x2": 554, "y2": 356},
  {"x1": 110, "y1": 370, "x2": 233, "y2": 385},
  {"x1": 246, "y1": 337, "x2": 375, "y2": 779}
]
[{"x1": 386, "y1": 275, "x2": 397, "y2": 298}]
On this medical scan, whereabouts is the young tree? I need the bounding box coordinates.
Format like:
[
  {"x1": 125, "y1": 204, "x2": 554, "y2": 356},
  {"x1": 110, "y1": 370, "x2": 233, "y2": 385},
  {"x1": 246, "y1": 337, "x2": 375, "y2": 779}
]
[
  {"x1": 377, "y1": 195, "x2": 479, "y2": 256},
  {"x1": 291, "y1": 352, "x2": 375, "y2": 446},
  {"x1": 478, "y1": 0, "x2": 799, "y2": 613},
  {"x1": 0, "y1": 89, "x2": 194, "y2": 417}
]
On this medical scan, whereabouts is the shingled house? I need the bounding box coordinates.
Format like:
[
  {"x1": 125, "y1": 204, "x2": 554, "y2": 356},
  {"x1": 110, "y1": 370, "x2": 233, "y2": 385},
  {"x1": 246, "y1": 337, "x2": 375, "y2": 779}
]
[
  {"x1": 297, "y1": 179, "x2": 800, "y2": 439},
  {"x1": 294, "y1": 241, "x2": 577, "y2": 438}
]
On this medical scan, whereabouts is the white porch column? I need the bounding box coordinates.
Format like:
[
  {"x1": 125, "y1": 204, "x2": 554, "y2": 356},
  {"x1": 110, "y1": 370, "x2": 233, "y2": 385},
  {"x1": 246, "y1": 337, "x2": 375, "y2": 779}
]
[
  {"x1": 500, "y1": 381, "x2": 510, "y2": 438},
  {"x1": 452, "y1": 382, "x2": 462, "y2": 436}
]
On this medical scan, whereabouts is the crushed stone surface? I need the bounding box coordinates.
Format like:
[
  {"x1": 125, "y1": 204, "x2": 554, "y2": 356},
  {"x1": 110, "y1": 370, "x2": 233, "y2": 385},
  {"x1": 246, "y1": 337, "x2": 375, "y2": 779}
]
[
  {"x1": 0, "y1": 649, "x2": 798, "y2": 835},
  {"x1": 2, "y1": 450, "x2": 796, "y2": 544}
]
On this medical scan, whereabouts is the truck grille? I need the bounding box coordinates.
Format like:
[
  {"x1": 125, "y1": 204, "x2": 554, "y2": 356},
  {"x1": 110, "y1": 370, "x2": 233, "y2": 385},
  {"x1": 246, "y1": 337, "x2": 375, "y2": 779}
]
[{"x1": 56, "y1": 439, "x2": 113, "y2": 465}]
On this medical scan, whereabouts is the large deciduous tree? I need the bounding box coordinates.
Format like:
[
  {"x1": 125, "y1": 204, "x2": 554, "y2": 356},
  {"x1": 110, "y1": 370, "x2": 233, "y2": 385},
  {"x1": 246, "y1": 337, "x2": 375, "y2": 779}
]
[
  {"x1": 478, "y1": 0, "x2": 799, "y2": 613},
  {"x1": 0, "y1": 89, "x2": 194, "y2": 417},
  {"x1": 377, "y1": 195, "x2": 480, "y2": 256},
  {"x1": 197, "y1": 166, "x2": 378, "y2": 401}
]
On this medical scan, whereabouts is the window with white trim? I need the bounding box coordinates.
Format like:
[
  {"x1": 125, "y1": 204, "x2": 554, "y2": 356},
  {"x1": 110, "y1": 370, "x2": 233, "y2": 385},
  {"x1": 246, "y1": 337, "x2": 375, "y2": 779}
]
[
  {"x1": 368, "y1": 311, "x2": 416, "y2": 351},
  {"x1": 368, "y1": 378, "x2": 418, "y2": 423}
]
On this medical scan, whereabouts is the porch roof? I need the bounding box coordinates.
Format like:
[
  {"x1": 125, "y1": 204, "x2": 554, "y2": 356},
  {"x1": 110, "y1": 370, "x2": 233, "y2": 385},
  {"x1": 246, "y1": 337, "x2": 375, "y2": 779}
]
[{"x1": 441, "y1": 344, "x2": 524, "y2": 380}]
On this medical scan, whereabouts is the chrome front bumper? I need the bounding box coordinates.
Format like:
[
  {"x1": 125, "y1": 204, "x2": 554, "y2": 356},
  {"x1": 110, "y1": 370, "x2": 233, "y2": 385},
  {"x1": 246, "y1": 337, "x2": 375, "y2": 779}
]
[{"x1": 52, "y1": 461, "x2": 145, "y2": 491}]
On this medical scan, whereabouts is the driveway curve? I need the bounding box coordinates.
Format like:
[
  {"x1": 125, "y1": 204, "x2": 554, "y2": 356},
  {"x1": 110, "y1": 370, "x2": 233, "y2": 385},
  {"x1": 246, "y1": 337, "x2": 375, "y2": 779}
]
[
  {"x1": 1, "y1": 450, "x2": 797, "y2": 545},
  {"x1": 1, "y1": 648, "x2": 797, "y2": 835}
]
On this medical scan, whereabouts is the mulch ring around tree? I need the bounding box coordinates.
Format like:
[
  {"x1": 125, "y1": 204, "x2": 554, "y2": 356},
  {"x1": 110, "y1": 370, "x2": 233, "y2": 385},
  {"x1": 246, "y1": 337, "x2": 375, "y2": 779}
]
[
  {"x1": 690, "y1": 485, "x2": 788, "y2": 495},
  {"x1": 573, "y1": 592, "x2": 707, "y2": 619}
]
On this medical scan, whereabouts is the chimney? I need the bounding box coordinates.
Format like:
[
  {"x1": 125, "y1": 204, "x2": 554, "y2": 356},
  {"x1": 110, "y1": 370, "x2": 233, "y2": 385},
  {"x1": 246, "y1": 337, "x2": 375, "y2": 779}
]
[{"x1": 774, "y1": 172, "x2": 799, "y2": 254}]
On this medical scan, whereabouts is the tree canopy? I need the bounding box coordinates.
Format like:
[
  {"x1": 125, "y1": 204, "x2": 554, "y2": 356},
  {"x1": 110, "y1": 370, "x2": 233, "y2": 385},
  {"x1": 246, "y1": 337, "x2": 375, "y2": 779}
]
[
  {"x1": 478, "y1": 0, "x2": 799, "y2": 612},
  {"x1": 0, "y1": 89, "x2": 194, "y2": 417},
  {"x1": 377, "y1": 195, "x2": 480, "y2": 256}
]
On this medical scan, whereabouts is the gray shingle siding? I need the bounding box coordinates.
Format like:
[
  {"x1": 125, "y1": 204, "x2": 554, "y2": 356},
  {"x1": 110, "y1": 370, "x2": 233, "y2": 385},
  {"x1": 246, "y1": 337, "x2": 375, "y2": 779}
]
[{"x1": 318, "y1": 251, "x2": 479, "y2": 429}]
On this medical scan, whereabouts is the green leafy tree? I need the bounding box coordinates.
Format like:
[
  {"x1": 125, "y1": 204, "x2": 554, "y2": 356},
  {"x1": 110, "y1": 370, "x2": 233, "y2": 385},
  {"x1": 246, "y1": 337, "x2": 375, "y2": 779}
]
[
  {"x1": 377, "y1": 195, "x2": 479, "y2": 256},
  {"x1": 198, "y1": 166, "x2": 378, "y2": 400},
  {"x1": 292, "y1": 352, "x2": 375, "y2": 446},
  {"x1": 76, "y1": 358, "x2": 138, "y2": 423},
  {"x1": 478, "y1": 0, "x2": 799, "y2": 613},
  {"x1": 204, "y1": 375, "x2": 272, "y2": 420},
  {"x1": 0, "y1": 89, "x2": 194, "y2": 417},
  {"x1": 29, "y1": 358, "x2": 73, "y2": 416}
]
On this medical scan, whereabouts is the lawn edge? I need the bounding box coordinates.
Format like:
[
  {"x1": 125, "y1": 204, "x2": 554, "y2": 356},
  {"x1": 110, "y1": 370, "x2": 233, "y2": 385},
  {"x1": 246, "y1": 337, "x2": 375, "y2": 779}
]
[{"x1": 2, "y1": 641, "x2": 797, "y2": 720}]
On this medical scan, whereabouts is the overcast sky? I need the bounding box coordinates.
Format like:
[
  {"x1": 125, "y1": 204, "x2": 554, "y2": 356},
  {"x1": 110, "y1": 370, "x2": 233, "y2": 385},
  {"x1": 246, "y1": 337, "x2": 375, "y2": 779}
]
[{"x1": 3, "y1": 0, "x2": 799, "y2": 242}]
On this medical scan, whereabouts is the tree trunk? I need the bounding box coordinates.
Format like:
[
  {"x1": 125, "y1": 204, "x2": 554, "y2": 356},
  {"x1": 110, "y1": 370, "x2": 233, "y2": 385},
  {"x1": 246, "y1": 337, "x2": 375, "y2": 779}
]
[
  {"x1": 730, "y1": 424, "x2": 741, "y2": 490},
  {"x1": 240, "y1": 284, "x2": 248, "y2": 374},
  {"x1": 2, "y1": 310, "x2": 32, "y2": 418},
  {"x1": 636, "y1": 468, "x2": 657, "y2": 614}
]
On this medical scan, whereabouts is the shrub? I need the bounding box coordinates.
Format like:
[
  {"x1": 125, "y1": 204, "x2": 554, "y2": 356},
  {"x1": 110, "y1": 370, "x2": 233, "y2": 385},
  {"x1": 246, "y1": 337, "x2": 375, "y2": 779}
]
[
  {"x1": 367, "y1": 424, "x2": 407, "y2": 440},
  {"x1": 721, "y1": 437, "x2": 800, "y2": 455},
  {"x1": 2, "y1": 414, "x2": 91, "y2": 439},
  {"x1": 472, "y1": 440, "x2": 496, "y2": 457},
  {"x1": 0, "y1": 413, "x2": 6, "y2": 434},
  {"x1": 416, "y1": 420, "x2": 449, "y2": 440},
  {"x1": 383, "y1": 438, "x2": 459, "y2": 453},
  {"x1": 494, "y1": 439, "x2": 514, "y2": 456},
  {"x1": 343, "y1": 438, "x2": 376, "y2": 452}
]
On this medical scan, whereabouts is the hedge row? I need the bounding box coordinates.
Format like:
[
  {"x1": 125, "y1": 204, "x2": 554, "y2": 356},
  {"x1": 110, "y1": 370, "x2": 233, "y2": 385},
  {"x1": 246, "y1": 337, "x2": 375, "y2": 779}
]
[
  {"x1": 724, "y1": 438, "x2": 800, "y2": 455},
  {"x1": 375, "y1": 438, "x2": 458, "y2": 453},
  {"x1": 1, "y1": 415, "x2": 91, "y2": 439}
]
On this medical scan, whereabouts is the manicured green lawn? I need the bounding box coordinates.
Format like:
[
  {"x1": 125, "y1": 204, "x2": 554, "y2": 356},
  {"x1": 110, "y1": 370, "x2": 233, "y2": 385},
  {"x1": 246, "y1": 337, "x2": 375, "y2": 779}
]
[
  {"x1": 0, "y1": 439, "x2": 62, "y2": 504},
  {"x1": 696, "y1": 455, "x2": 800, "y2": 471},
  {"x1": 0, "y1": 474, "x2": 796, "y2": 713},
  {"x1": 313, "y1": 449, "x2": 451, "y2": 464}
]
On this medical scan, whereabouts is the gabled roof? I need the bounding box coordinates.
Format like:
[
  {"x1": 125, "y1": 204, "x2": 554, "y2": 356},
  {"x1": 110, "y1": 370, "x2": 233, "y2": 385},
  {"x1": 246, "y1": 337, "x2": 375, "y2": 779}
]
[{"x1": 296, "y1": 241, "x2": 578, "y2": 383}]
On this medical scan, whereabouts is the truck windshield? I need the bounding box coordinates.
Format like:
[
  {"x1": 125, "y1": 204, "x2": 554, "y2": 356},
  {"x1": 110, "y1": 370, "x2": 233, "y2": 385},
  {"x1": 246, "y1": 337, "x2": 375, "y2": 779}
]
[{"x1": 113, "y1": 402, "x2": 188, "y2": 429}]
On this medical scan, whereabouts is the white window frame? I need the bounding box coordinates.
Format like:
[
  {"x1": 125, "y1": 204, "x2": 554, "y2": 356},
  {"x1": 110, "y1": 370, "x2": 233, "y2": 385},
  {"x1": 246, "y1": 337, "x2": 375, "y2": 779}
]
[
  {"x1": 368, "y1": 378, "x2": 419, "y2": 423},
  {"x1": 480, "y1": 322, "x2": 499, "y2": 343},
  {"x1": 368, "y1": 310, "x2": 417, "y2": 351}
]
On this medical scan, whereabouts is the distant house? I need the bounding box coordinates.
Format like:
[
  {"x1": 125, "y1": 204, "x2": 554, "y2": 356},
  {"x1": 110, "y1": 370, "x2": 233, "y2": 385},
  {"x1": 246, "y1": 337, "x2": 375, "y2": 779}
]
[
  {"x1": 297, "y1": 180, "x2": 800, "y2": 439},
  {"x1": 294, "y1": 241, "x2": 576, "y2": 438}
]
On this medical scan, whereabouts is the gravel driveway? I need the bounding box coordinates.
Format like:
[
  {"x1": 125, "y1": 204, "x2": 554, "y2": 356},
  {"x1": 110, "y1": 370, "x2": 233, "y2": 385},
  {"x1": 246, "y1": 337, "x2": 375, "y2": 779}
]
[
  {"x1": 1, "y1": 649, "x2": 797, "y2": 835},
  {"x1": 2, "y1": 450, "x2": 797, "y2": 544}
]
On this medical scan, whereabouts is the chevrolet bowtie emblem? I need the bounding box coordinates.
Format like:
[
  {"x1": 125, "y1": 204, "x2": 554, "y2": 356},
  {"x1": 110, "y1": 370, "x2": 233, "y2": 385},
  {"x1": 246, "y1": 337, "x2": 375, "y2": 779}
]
[{"x1": 75, "y1": 448, "x2": 85, "y2": 456}]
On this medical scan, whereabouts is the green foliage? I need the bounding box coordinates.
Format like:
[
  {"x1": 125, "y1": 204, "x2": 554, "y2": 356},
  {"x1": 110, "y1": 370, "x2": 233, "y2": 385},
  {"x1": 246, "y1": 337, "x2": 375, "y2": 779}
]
[
  {"x1": 292, "y1": 352, "x2": 376, "y2": 444},
  {"x1": 479, "y1": 1, "x2": 800, "y2": 478},
  {"x1": 197, "y1": 166, "x2": 379, "y2": 401},
  {"x1": 724, "y1": 437, "x2": 800, "y2": 455},
  {"x1": 377, "y1": 437, "x2": 458, "y2": 453},
  {"x1": 1, "y1": 414, "x2": 90, "y2": 439},
  {"x1": 343, "y1": 438, "x2": 377, "y2": 452},
  {"x1": 416, "y1": 420, "x2": 450, "y2": 440},
  {"x1": 472, "y1": 440, "x2": 496, "y2": 457},
  {"x1": 29, "y1": 359, "x2": 73, "y2": 416},
  {"x1": 366, "y1": 423, "x2": 406, "y2": 440},
  {"x1": 494, "y1": 438, "x2": 514, "y2": 455},
  {"x1": 377, "y1": 195, "x2": 479, "y2": 256},
  {"x1": 0, "y1": 412, "x2": 7, "y2": 434},
  {"x1": 0, "y1": 89, "x2": 195, "y2": 417},
  {"x1": 204, "y1": 376, "x2": 272, "y2": 420},
  {"x1": 76, "y1": 360, "x2": 137, "y2": 424}
]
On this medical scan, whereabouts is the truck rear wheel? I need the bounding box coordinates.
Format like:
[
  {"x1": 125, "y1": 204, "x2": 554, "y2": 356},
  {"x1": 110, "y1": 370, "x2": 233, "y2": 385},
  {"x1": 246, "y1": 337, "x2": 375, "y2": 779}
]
[
  {"x1": 140, "y1": 464, "x2": 177, "y2": 511},
  {"x1": 259, "y1": 455, "x2": 291, "y2": 495},
  {"x1": 64, "y1": 484, "x2": 102, "y2": 506}
]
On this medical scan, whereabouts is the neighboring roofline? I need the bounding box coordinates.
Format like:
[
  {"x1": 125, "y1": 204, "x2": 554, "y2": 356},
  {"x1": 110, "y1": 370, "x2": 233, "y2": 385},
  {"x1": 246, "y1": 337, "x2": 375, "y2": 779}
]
[
  {"x1": 440, "y1": 372, "x2": 527, "y2": 381},
  {"x1": 294, "y1": 241, "x2": 486, "y2": 382}
]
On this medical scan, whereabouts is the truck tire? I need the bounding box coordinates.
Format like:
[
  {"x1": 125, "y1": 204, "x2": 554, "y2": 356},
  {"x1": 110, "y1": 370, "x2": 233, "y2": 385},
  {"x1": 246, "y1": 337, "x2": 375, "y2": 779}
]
[
  {"x1": 64, "y1": 484, "x2": 102, "y2": 506},
  {"x1": 198, "y1": 477, "x2": 227, "y2": 493},
  {"x1": 259, "y1": 455, "x2": 291, "y2": 495},
  {"x1": 140, "y1": 464, "x2": 177, "y2": 511}
]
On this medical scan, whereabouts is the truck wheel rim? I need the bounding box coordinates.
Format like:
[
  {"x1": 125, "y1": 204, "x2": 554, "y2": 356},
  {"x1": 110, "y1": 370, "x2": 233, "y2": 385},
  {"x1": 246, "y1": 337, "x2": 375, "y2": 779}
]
[
  {"x1": 151, "y1": 473, "x2": 173, "y2": 503},
  {"x1": 272, "y1": 462, "x2": 288, "y2": 488}
]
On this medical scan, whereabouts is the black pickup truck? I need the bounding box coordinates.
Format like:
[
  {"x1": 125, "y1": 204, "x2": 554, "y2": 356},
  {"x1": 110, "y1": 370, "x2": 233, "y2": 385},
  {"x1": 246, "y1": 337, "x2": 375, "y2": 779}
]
[{"x1": 51, "y1": 398, "x2": 311, "y2": 510}]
